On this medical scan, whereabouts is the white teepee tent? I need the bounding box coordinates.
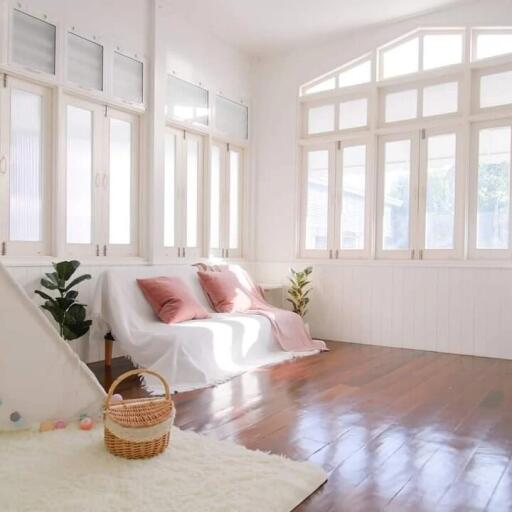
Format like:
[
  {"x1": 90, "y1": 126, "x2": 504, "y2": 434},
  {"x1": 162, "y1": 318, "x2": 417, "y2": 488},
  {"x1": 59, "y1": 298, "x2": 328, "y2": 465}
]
[{"x1": 0, "y1": 262, "x2": 106, "y2": 431}]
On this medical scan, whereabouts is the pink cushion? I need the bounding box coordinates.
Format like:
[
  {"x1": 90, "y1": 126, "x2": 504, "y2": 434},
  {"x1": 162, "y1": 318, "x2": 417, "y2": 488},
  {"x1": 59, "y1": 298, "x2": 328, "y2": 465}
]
[
  {"x1": 197, "y1": 269, "x2": 265, "y2": 313},
  {"x1": 137, "y1": 276, "x2": 210, "y2": 324}
]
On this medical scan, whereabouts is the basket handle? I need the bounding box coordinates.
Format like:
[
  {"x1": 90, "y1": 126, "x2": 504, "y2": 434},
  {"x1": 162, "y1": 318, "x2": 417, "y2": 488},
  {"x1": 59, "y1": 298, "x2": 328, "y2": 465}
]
[{"x1": 105, "y1": 369, "x2": 170, "y2": 408}]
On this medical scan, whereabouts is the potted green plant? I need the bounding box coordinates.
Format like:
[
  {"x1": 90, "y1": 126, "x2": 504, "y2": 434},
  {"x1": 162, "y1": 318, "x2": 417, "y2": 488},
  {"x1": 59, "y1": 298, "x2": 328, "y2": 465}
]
[
  {"x1": 287, "y1": 266, "x2": 313, "y2": 332},
  {"x1": 34, "y1": 260, "x2": 92, "y2": 341}
]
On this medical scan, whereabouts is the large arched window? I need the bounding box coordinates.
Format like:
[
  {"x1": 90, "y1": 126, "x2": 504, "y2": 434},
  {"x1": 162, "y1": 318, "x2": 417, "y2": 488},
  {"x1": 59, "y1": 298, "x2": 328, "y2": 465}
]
[{"x1": 299, "y1": 27, "x2": 512, "y2": 261}]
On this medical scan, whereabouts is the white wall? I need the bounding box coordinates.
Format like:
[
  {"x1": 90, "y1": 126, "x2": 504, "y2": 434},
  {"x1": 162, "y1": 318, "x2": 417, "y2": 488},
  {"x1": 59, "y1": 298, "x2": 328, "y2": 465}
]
[{"x1": 251, "y1": 0, "x2": 512, "y2": 359}]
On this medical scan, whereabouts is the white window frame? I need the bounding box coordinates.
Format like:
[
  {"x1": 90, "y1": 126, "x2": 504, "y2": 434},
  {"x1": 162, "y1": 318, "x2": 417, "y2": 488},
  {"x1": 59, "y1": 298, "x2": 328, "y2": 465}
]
[
  {"x1": 0, "y1": 76, "x2": 52, "y2": 258},
  {"x1": 338, "y1": 93, "x2": 371, "y2": 133},
  {"x1": 468, "y1": 118, "x2": 512, "y2": 260},
  {"x1": 300, "y1": 143, "x2": 336, "y2": 259},
  {"x1": 380, "y1": 74, "x2": 463, "y2": 127},
  {"x1": 378, "y1": 28, "x2": 465, "y2": 83},
  {"x1": 64, "y1": 96, "x2": 103, "y2": 258},
  {"x1": 64, "y1": 96, "x2": 140, "y2": 258},
  {"x1": 105, "y1": 107, "x2": 140, "y2": 258},
  {"x1": 418, "y1": 126, "x2": 465, "y2": 260},
  {"x1": 298, "y1": 25, "x2": 512, "y2": 263},
  {"x1": 207, "y1": 140, "x2": 243, "y2": 259},
  {"x1": 162, "y1": 125, "x2": 204, "y2": 260},
  {"x1": 8, "y1": 6, "x2": 59, "y2": 82},
  {"x1": 376, "y1": 131, "x2": 420, "y2": 260},
  {"x1": 472, "y1": 62, "x2": 512, "y2": 116},
  {"x1": 64, "y1": 28, "x2": 105, "y2": 94},
  {"x1": 471, "y1": 27, "x2": 512, "y2": 63},
  {"x1": 334, "y1": 138, "x2": 373, "y2": 259}
]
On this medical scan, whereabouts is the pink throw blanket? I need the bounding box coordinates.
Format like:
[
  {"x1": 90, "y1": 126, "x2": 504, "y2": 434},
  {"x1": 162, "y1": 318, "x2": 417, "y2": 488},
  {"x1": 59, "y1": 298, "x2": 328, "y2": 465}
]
[{"x1": 195, "y1": 264, "x2": 327, "y2": 353}]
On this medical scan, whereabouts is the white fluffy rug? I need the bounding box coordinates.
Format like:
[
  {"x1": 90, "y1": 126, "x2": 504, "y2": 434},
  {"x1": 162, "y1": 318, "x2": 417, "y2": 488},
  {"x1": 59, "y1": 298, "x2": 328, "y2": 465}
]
[{"x1": 0, "y1": 426, "x2": 326, "y2": 512}]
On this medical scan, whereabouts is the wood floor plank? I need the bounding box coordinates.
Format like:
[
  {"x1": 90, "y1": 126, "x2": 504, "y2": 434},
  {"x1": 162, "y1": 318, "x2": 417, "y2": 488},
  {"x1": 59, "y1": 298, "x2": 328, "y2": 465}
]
[{"x1": 89, "y1": 341, "x2": 512, "y2": 511}]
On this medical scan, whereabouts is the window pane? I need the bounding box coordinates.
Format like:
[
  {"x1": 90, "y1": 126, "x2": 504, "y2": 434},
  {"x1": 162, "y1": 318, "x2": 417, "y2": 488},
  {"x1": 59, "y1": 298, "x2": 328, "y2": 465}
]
[
  {"x1": 382, "y1": 38, "x2": 419, "y2": 79},
  {"x1": 166, "y1": 75, "x2": 208, "y2": 126},
  {"x1": 423, "y1": 34, "x2": 463, "y2": 70},
  {"x1": 339, "y1": 60, "x2": 372, "y2": 88},
  {"x1": 113, "y1": 52, "x2": 143, "y2": 104},
  {"x1": 339, "y1": 98, "x2": 367, "y2": 130},
  {"x1": 425, "y1": 134, "x2": 456, "y2": 249},
  {"x1": 12, "y1": 10, "x2": 55, "y2": 75},
  {"x1": 383, "y1": 139, "x2": 411, "y2": 250},
  {"x1": 480, "y1": 70, "x2": 512, "y2": 109},
  {"x1": 9, "y1": 88, "x2": 43, "y2": 242},
  {"x1": 229, "y1": 151, "x2": 240, "y2": 249},
  {"x1": 216, "y1": 96, "x2": 248, "y2": 140},
  {"x1": 209, "y1": 145, "x2": 221, "y2": 250},
  {"x1": 109, "y1": 118, "x2": 132, "y2": 245},
  {"x1": 308, "y1": 104, "x2": 335, "y2": 134},
  {"x1": 423, "y1": 82, "x2": 458, "y2": 117},
  {"x1": 67, "y1": 33, "x2": 103, "y2": 91},
  {"x1": 303, "y1": 77, "x2": 336, "y2": 95},
  {"x1": 163, "y1": 132, "x2": 176, "y2": 247},
  {"x1": 186, "y1": 139, "x2": 199, "y2": 247},
  {"x1": 66, "y1": 106, "x2": 92, "y2": 244},
  {"x1": 476, "y1": 33, "x2": 512, "y2": 60},
  {"x1": 385, "y1": 89, "x2": 418, "y2": 123},
  {"x1": 341, "y1": 145, "x2": 366, "y2": 250},
  {"x1": 477, "y1": 126, "x2": 511, "y2": 249},
  {"x1": 305, "y1": 150, "x2": 329, "y2": 250}
]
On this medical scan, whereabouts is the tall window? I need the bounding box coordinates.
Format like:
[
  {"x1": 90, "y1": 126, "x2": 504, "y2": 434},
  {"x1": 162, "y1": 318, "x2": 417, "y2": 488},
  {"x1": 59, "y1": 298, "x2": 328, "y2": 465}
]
[
  {"x1": 298, "y1": 26, "x2": 511, "y2": 260},
  {"x1": 163, "y1": 127, "x2": 204, "y2": 259},
  {"x1": 208, "y1": 142, "x2": 243, "y2": 258},
  {"x1": 65, "y1": 97, "x2": 139, "y2": 257},
  {"x1": 302, "y1": 141, "x2": 370, "y2": 258},
  {"x1": 0, "y1": 78, "x2": 50, "y2": 257},
  {"x1": 377, "y1": 130, "x2": 462, "y2": 259},
  {"x1": 470, "y1": 122, "x2": 512, "y2": 257}
]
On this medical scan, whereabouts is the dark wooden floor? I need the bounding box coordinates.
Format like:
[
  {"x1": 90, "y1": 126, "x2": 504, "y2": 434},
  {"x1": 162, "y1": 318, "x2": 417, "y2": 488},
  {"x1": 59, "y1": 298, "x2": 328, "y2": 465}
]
[{"x1": 89, "y1": 342, "x2": 512, "y2": 512}]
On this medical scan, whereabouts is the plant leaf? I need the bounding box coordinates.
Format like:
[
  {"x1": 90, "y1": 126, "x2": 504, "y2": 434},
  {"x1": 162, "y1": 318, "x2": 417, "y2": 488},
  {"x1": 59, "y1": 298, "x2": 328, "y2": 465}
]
[
  {"x1": 64, "y1": 274, "x2": 92, "y2": 292},
  {"x1": 53, "y1": 260, "x2": 81, "y2": 281},
  {"x1": 40, "y1": 278, "x2": 58, "y2": 291},
  {"x1": 34, "y1": 290, "x2": 55, "y2": 302}
]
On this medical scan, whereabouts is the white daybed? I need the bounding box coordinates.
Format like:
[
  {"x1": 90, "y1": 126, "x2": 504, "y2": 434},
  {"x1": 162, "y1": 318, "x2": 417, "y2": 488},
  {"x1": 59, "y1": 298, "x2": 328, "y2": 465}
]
[{"x1": 91, "y1": 265, "x2": 308, "y2": 393}]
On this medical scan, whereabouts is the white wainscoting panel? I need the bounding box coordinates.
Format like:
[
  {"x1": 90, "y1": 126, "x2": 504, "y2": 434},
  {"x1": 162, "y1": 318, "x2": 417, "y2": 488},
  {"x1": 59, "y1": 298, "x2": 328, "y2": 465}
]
[{"x1": 254, "y1": 262, "x2": 512, "y2": 361}]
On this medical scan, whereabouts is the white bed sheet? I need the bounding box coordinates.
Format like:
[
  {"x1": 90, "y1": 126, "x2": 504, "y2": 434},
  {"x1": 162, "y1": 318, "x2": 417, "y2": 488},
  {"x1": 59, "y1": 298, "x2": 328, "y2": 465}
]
[{"x1": 91, "y1": 266, "x2": 298, "y2": 393}]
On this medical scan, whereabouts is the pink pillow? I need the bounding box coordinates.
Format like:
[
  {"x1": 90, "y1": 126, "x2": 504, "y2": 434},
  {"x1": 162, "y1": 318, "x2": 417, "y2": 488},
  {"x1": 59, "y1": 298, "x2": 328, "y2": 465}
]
[
  {"x1": 197, "y1": 270, "x2": 255, "y2": 313},
  {"x1": 137, "y1": 276, "x2": 210, "y2": 324}
]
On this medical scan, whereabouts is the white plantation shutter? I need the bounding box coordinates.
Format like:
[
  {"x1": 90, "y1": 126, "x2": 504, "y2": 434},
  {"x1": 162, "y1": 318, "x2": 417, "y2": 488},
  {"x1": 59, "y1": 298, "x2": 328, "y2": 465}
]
[
  {"x1": 166, "y1": 75, "x2": 209, "y2": 126},
  {"x1": 216, "y1": 96, "x2": 248, "y2": 140},
  {"x1": 113, "y1": 52, "x2": 143, "y2": 104},
  {"x1": 12, "y1": 10, "x2": 56, "y2": 75},
  {"x1": 67, "y1": 33, "x2": 103, "y2": 91}
]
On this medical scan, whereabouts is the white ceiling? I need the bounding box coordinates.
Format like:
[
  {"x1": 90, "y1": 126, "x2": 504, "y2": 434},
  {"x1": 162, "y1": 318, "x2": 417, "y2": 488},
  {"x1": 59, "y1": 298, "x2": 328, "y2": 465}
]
[{"x1": 165, "y1": 0, "x2": 474, "y2": 56}]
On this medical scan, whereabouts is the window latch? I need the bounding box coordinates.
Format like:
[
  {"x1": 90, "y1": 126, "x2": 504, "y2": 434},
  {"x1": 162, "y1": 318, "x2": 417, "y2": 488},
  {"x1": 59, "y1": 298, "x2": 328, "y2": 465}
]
[
  {"x1": 178, "y1": 247, "x2": 181, "y2": 258},
  {"x1": 183, "y1": 247, "x2": 186, "y2": 258},
  {"x1": 1, "y1": 242, "x2": 6, "y2": 256},
  {"x1": 96, "y1": 244, "x2": 100, "y2": 257},
  {"x1": 103, "y1": 245, "x2": 107, "y2": 257}
]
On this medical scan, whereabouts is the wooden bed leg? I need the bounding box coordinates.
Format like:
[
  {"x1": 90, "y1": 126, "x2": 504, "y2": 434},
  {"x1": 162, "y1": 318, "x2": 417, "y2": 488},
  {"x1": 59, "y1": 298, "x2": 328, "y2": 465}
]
[{"x1": 105, "y1": 333, "x2": 114, "y2": 369}]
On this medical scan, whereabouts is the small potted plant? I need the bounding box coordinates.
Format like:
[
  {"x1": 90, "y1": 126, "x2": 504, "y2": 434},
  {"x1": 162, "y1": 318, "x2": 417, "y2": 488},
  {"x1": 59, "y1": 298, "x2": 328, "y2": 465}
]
[
  {"x1": 34, "y1": 260, "x2": 92, "y2": 341},
  {"x1": 287, "y1": 266, "x2": 313, "y2": 332}
]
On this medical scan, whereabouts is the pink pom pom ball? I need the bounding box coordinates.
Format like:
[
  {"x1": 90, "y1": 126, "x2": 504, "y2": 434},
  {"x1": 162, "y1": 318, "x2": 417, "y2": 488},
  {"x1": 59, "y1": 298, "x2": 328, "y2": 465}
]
[
  {"x1": 54, "y1": 420, "x2": 67, "y2": 429},
  {"x1": 111, "y1": 394, "x2": 123, "y2": 402},
  {"x1": 80, "y1": 417, "x2": 94, "y2": 431}
]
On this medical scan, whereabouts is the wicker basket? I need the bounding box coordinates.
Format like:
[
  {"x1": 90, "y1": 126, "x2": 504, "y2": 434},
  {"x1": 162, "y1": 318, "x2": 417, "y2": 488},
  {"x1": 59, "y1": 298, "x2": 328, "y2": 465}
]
[{"x1": 104, "y1": 369, "x2": 175, "y2": 459}]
